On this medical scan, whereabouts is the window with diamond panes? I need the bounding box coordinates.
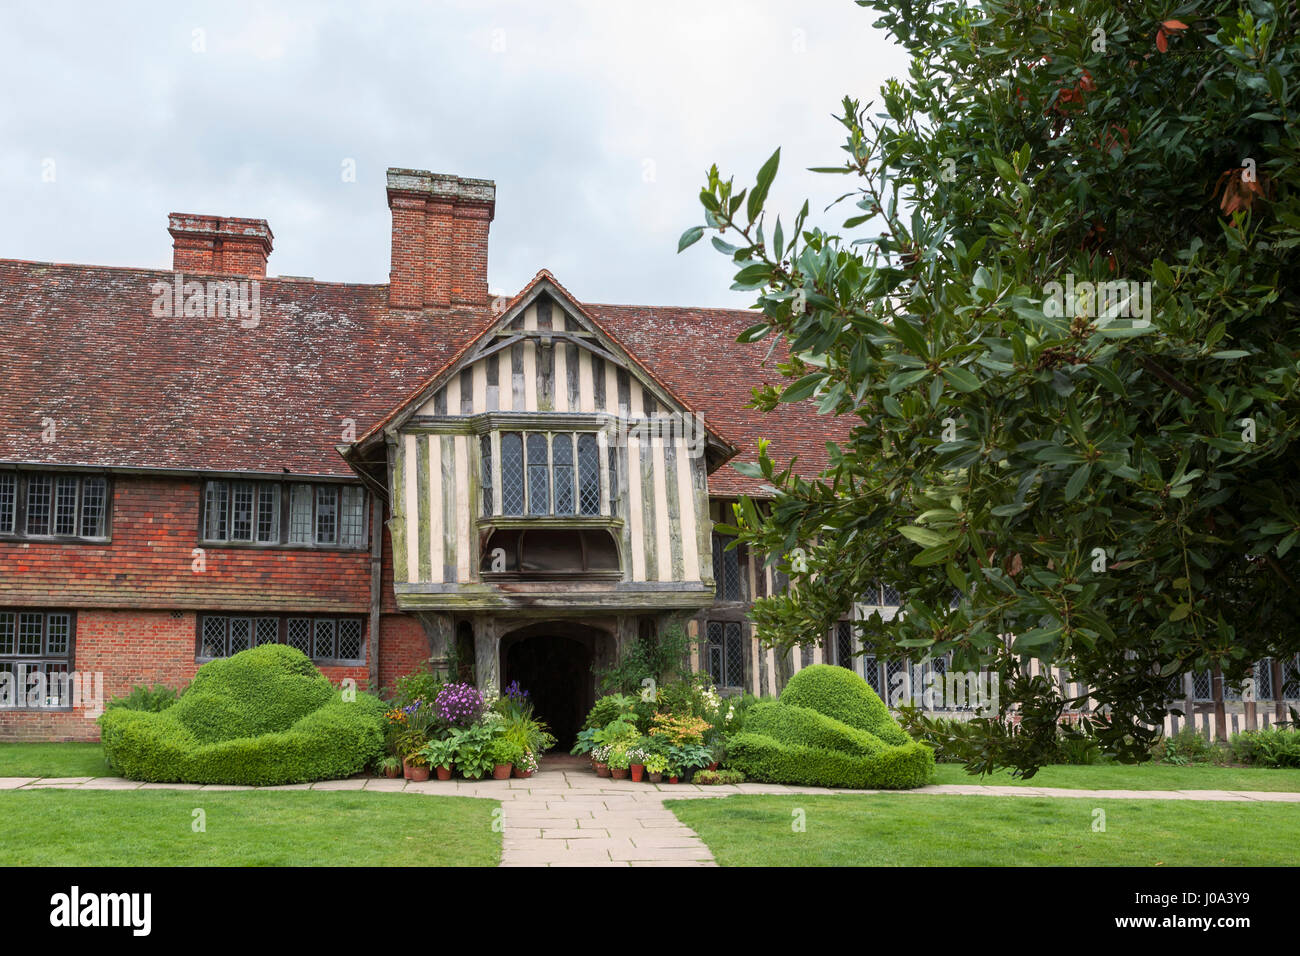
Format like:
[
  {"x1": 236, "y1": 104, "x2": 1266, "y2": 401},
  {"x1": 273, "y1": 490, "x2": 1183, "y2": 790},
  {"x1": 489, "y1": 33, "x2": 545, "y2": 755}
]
[
  {"x1": 607, "y1": 440, "x2": 618, "y2": 510},
  {"x1": 1283, "y1": 656, "x2": 1300, "y2": 697},
  {"x1": 578, "y1": 434, "x2": 601, "y2": 515},
  {"x1": 480, "y1": 435, "x2": 493, "y2": 517},
  {"x1": 338, "y1": 620, "x2": 363, "y2": 660},
  {"x1": 229, "y1": 618, "x2": 253, "y2": 655},
  {"x1": 861, "y1": 647, "x2": 882, "y2": 697},
  {"x1": 526, "y1": 433, "x2": 550, "y2": 515},
  {"x1": 552, "y1": 433, "x2": 575, "y2": 515},
  {"x1": 501, "y1": 432, "x2": 525, "y2": 514},
  {"x1": 713, "y1": 533, "x2": 743, "y2": 601},
  {"x1": 1192, "y1": 670, "x2": 1214, "y2": 701},
  {"x1": 313, "y1": 619, "x2": 336, "y2": 659},
  {"x1": 884, "y1": 658, "x2": 906, "y2": 705},
  {"x1": 706, "y1": 621, "x2": 745, "y2": 689},
  {"x1": 256, "y1": 618, "x2": 279, "y2": 646},
  {"x1": 198, "y1": 615, "x2": 364, "y2": 662},
  {"x1": 287, "y1": 618, "x2": 311, "y2": 655}
]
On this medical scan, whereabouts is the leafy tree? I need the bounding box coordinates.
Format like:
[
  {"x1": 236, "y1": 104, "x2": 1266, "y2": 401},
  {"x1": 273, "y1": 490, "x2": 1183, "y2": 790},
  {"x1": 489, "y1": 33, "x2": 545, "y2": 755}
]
[{"x1": 682, "y1": 0, "x2": 1300, "y2": 774}]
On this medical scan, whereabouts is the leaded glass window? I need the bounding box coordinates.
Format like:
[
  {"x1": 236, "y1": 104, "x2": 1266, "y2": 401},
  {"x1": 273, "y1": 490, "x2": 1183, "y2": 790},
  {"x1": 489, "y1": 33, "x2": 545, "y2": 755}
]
[{"x1": 526, "y1": 433, "x2": 550, "y2": 515}]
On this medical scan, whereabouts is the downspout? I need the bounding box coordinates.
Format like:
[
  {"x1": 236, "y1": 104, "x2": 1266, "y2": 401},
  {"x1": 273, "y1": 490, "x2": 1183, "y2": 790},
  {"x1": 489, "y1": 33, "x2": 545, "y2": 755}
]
[{"x1": 368, "y1": 495, "x2": 384, "y2": 692}]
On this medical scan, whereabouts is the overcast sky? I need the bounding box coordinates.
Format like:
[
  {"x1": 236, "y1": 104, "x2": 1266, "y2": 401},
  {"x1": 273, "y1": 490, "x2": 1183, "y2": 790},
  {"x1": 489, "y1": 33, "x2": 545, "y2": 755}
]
[{"x1": 0, "y1": 1, "x2": 908, "y2": 308}]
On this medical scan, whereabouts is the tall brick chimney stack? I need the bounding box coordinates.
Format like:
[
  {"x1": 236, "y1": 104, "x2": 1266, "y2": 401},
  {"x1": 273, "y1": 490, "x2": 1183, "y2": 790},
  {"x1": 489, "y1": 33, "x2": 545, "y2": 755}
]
[
  {"x1": 386, "y1": 169, "x2": 495, "y2": 310},
  {"x1": 168, "y1": 214, "x2": 273, "y2": 277}
]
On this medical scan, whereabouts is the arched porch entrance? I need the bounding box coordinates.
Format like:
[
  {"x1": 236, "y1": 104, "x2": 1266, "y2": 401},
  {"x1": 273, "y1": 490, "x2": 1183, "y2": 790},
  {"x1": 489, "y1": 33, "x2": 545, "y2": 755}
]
[{"x1": 499, "y1": 622, "x2": 607, "y2": 750}]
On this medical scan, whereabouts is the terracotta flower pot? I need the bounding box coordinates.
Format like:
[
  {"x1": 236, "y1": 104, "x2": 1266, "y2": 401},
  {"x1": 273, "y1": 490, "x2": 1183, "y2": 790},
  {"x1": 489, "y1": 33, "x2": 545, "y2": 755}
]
[
  {"x1": 513, "y1": 766, "x2": 533, "y2": 779},
  {"x1": 611, "y1": 767, "x2": 629, "y2": 780},
  {"x1": 630, "y1": 764, "x2": 645, "y2": 782},
  {"x1": 648, "y1": 772, "x2": 662, "y2": 783},
  {"x1": 408, "y1": 765, "x2": 430, "y2": 782},
  {"x1": 668, "y1": 775, "x2": 679, "y2": 784},
  {"x1": 492, "y1": 763, "x2": 513, "y2": 780},
  {"x1": 595, "y1": 762, "x2": 611, "y2": 778},
  {"x1": 435, "y1": 765, "x2": 453, "y2": 781},
  {"x1": 402, "y1": 759, "x2": 415, "y2": 780},
  {"x1": 384, "y1": 764, "x2": 402, "y2": 779}
]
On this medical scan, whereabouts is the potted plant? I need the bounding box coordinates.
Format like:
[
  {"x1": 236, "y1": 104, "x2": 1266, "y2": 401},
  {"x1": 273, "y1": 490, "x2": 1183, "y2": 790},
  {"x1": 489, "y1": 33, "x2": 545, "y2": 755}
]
[
  {"x1": 514, "y1": 749, "x2": 539, "y2": 778},
  {"x1": 450, "y1": 723, "x2": 497, "y2": 780},
  {"x1": 421, "y1": 738, "x2": 457, "y2": 781},
  {"x1": 592, "y1": 744, "x2": 612, "y2": 777},
  {"x1": 627, "y1": 745, "x2": 650, "y2": 783},
  {"x1": 404, "y1": 749, "x2": 430, "y2": 782},
  {"x1": 607, "y1": 744, "x2": 632, "y2": 780},
  {"x1": 644, "y1": 753, "x2": 669, "y2": 784},
  {"x1": 378, "y1": 755, "x2": 403, "y2": 779},
  {"x1": 489, "y1": 737, "x2": 522, "y2": 780}
]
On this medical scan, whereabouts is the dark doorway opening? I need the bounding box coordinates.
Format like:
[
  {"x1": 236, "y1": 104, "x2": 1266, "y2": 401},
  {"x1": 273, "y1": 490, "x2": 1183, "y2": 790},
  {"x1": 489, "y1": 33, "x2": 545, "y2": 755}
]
[{"x1": 501, "y1": 630, "x2": 597, "y2": 750}]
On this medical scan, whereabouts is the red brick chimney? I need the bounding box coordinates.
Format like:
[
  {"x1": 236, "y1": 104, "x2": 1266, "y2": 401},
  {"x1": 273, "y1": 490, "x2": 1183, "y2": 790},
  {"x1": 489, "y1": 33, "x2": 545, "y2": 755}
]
[
  {"x1": 386, "y1": 169, "x2": 495, "y2": 309},
  {"x1": 168, "y1": 214, "x2": 273, "y2": 277}
]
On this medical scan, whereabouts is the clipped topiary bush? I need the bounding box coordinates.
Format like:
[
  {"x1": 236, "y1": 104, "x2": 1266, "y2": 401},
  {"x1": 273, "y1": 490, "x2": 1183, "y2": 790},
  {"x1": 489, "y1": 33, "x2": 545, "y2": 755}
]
[
  {"x1": 743, "y1": 700, "x2": 887, "y2": 757},
  {"x1": 726, "y1": 732, "x2": 934, "y2": 790},
  {"x1": 100, "y1": 644, "x2": 384, "y2": 786},
  {"x1": 779, "y1": 664, "x2": 910, "y2": 745},
  {"x1": 724, "y1": 665, "x2": 933, "y2": 789}
]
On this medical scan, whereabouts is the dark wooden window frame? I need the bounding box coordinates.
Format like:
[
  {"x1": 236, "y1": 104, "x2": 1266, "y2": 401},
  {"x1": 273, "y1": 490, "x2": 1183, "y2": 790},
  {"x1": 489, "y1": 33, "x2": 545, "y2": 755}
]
[
  {"x1": 0, "y1": 608, "x2": 77, "y2": 710},
  {"x1": 195, "y1": 613, "x2": 366, "y2": 665},
  {"x1": 705, "y1": 619, "x2": 746, "y2": 691},
  {"x1": 0, "y1": 472, "x2": 112, "y2": 543},
  {"x1": 198, "y1": 479, "x2": 368, "y2": 552},
  {"x1": 493, "y1": 430, "x2": 607, "y2": 518}
]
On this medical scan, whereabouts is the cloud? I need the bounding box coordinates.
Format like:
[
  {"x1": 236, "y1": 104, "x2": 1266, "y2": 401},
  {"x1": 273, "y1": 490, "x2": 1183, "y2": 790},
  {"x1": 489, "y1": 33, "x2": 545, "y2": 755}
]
[{"x1": 0, "y1": 0, "x2": 907, "y2": 307}]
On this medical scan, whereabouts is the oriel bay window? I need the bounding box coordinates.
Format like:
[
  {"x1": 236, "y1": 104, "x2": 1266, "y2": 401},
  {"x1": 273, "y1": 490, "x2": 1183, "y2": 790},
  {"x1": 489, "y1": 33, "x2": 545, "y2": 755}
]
[
  {"x1": 201, "y1": 480, "x2": 367, "y2": 549},
  {"x1": 197, "y1": 614, "x2": 365, "y2": 663},
  {"x1": 486, "y1": 430, "x2": 613, "y2": 518},
  {"x1": 0, "y1": 472, "x2": 109, "y2": 541}
]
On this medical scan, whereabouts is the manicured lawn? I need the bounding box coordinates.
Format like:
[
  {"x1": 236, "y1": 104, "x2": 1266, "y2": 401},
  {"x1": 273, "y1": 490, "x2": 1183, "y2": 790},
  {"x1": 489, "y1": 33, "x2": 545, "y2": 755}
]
[
  {"x1": 0, "y1": 790, "x2": 501, "y2": 866},
  {"x1": 931, "y1": 762, "x2": 1300, "y2": 792},
  {"x1": 668, "y1": 793, "x2": 1300, "y2": 866},
  {"x1": 0, "y1": 743, "x2": 111, "y2": 778}
]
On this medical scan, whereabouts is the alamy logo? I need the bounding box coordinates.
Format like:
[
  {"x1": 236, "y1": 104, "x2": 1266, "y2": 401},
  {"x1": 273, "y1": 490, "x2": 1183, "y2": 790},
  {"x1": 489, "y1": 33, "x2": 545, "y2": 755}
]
[
  {"x1": 150, "y1": 272, "x2": 260, "y2": 327},
  {"x1": 49, "y1": 886, "x2": 151, "y2": 936},
  {"x1": 1042, "y1": 273, "x2": 1151, "y2": 328},
  {"x1": 0, "y1": 670, "x2": 103, "y2": 717}
]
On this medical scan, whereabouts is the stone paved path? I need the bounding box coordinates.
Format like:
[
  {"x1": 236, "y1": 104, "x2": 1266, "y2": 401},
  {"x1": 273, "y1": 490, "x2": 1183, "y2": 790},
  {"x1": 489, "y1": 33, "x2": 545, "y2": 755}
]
[{"x1": 5, "y1": 771, "x2": 1299, "y2": 866}]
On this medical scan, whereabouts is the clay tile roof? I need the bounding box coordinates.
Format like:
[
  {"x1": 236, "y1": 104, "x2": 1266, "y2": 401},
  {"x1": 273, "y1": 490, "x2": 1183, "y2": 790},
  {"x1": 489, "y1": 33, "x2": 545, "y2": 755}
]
[{"x1": 0, "y1": 259, "x2": 849, "y2": 495}]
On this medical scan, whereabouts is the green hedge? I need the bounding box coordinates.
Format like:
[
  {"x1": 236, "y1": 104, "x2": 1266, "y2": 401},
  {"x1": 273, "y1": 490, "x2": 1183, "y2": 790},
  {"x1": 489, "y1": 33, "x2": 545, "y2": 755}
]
[
  {"x1": 100, "y1": 645, "x2": 384, "y2": 786},
  {"x1": 726, "y1": 732, "x2": 934, "y2": 790},
  {"x1": 779, "y1": 664, "x2": 910, "y2": 745},
  {"x1": 743, "y1": 701, "x2": 888, "y2": 757}
]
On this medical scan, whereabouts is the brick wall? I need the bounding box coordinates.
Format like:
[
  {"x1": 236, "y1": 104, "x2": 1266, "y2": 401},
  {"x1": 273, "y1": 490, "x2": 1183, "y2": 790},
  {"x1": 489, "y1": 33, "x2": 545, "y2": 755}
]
[
  {"x1": 0, "y1": 608, "x2": 432, "y2": 742},
  {"x1": 0, "y1": 475, "x2": 371, "y2": 611}
]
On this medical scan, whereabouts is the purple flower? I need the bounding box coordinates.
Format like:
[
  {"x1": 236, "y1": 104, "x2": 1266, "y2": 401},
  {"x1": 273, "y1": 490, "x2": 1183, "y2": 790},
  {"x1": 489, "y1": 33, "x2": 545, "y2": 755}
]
[{"x1": 435, "y1": 682, "x2": 484, "y2": 727}]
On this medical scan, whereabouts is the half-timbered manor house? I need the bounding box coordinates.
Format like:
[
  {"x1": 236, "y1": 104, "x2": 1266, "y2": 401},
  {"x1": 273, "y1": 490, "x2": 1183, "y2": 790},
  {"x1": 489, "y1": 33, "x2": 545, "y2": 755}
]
[{"x1": 0, "y1": 168, "x2": 857, "y2": 745}]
